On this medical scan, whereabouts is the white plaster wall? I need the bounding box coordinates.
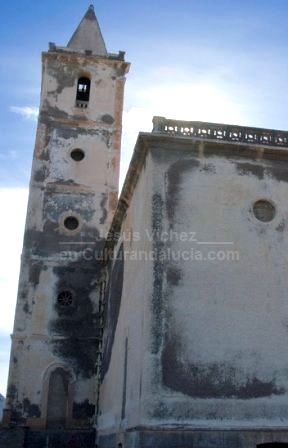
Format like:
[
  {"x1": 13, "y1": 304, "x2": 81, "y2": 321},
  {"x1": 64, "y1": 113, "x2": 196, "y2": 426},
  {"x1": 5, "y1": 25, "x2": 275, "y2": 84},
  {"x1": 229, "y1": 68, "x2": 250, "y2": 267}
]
[
  {"x1": 142, "y1": 145, "x2": 288, "y2": 427},
  {"x1": 98, "y1": 153, "x2": 154, "y2": 435},
  {"x1": 98, "y1": 142, "x2": 288, "y2": 436}
]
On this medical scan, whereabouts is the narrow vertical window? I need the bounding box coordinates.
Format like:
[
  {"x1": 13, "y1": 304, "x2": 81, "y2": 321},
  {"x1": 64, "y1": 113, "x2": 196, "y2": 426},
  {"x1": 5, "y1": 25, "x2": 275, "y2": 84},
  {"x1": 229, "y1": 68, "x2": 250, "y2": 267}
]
[
  {"x1": 47, "y1": 368, "x2": 70, "y2": 429},
  {"x1": 76, "y1": 77, "x2": 91, "y2": 108}
]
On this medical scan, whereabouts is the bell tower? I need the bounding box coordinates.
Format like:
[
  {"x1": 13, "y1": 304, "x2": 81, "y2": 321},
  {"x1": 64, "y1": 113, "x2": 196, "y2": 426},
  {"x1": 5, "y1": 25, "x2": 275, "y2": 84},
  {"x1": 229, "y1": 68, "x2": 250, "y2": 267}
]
[{"x1": 6, "y1": 5, "x2": 129, "y2": 429}]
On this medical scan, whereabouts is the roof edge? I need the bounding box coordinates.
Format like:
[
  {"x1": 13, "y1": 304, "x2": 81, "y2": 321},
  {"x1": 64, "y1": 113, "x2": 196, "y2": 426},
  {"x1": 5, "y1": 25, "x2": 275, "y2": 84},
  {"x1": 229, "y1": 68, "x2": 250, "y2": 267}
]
[
  {"x1": 105, "y1": 133, "x2": 149, "y2": 253},
  {"x1": 105, "y1": 123, "x2": 288, "y2": 255}
]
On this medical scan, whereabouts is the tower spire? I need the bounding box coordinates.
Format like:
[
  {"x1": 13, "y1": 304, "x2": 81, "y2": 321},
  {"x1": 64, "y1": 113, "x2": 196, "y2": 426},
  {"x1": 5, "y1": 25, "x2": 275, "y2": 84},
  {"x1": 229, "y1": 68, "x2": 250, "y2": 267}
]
[
  {"x1": 5, "y1": 0, "x2": 129, "y2": 431},
  {"x1": 67, "y1": 5, "x2": 107, "y2": 56}
]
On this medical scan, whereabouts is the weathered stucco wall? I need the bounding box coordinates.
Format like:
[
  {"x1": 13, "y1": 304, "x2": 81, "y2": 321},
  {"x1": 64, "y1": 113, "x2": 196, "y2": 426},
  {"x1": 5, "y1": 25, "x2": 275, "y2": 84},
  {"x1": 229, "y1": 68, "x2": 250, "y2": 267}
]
[
  {"x1": 7, "y1": 48, "x2": 129, "y2": 429},
  {"x1": 146, "y1": 141, "x2": 288, "y2": 427},
  {"x1": 98, "y1": 151, "x2": 154, "y2": 439},
  {"x1": 98, "y1": 136, "x2": 288, "y2": 446}
]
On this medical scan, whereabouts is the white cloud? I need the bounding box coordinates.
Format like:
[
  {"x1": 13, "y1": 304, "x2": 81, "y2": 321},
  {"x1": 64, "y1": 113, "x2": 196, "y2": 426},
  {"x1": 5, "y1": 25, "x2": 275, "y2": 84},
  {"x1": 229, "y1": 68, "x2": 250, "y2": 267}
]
[
  {"x1": 10, "y1": 106, "x2": 39, "y2": 121},
  {"x1": 120, "y1": 107, "x2": 153, "y2": 189},
  {"x1": 0, "y1": 188, "x2": 28, "y2": 332},
  {"x1": 0, "y1": 332, "x2": 11, "y2": 395},
  {"x1": 120, "y1": 77, "x2": 253, "y2": 190},
  {"x1": 0, "y1": 188, "x2": 28, "y2": 395}
]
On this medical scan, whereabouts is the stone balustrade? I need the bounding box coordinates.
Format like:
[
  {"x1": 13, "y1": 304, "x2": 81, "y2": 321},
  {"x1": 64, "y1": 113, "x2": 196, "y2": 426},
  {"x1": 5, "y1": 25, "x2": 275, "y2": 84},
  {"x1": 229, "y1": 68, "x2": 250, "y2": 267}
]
[{"x1": 152, "y1": 116, "x2": 288, "y2": 147}]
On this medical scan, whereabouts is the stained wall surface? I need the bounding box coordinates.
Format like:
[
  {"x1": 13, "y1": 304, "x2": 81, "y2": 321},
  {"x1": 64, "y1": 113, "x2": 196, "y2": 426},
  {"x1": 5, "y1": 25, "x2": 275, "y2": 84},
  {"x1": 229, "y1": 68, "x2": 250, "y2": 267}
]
[
  {"x1": 6, "y1": 48, "x2": 129, "y2": 429},
  {"x1": 99, "y1": 150, "x2": 154, "y2": 436},
  {"x1": 98, "y1": 136, "x2": 288, "y2": 446}
]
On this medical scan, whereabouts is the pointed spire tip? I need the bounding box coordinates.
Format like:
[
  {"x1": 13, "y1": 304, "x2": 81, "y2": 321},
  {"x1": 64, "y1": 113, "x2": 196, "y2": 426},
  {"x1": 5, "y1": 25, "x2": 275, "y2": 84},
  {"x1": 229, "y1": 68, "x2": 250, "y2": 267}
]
[{"x1": 67, "y1": 3, "x2": 107, "y2": 56}]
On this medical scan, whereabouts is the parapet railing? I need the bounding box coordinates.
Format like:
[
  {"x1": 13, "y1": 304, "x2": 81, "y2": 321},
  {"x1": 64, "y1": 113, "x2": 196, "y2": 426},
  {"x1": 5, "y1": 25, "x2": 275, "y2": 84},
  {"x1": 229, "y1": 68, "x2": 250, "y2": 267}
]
[{"x1": 152, "y1": 116, "x2": 288, "y2": 148}]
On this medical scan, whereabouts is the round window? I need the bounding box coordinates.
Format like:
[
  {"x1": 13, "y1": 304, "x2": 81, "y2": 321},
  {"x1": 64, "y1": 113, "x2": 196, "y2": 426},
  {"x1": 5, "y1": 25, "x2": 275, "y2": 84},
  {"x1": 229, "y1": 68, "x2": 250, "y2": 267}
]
[
  {"x1": 253, "y1": 200, "x2": 276, "y2": 222},
  {"x1": 57, "y1": 291, "x2": 74, "y2": 308},
  {"x1": 64, "y1": 216, "x2": 79, "y2": 231},
  {"x1": 70, "y1": 148, "x2": 85, "y2": 162}
]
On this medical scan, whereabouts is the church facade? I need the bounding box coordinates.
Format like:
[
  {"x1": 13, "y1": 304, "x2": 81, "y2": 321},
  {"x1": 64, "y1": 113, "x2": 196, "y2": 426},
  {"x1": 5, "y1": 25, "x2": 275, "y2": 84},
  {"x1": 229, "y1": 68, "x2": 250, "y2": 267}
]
[{"x1": 4, "y1": 5, "x2": 288, "y2": 448}]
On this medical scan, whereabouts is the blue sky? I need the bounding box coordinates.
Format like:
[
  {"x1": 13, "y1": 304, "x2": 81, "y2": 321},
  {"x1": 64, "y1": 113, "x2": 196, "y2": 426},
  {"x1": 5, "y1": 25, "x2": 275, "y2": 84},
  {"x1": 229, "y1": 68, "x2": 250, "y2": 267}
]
[{"x1": 1, "y1": 0, "x2": 288, "y2": 395}]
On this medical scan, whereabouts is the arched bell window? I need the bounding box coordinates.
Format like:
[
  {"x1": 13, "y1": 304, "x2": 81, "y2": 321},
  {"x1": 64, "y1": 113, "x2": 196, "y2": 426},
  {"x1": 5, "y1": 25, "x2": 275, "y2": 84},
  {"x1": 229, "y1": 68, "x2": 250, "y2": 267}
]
[{"x1": 76, "y1": 77, "x2": 90, "y2": 107}]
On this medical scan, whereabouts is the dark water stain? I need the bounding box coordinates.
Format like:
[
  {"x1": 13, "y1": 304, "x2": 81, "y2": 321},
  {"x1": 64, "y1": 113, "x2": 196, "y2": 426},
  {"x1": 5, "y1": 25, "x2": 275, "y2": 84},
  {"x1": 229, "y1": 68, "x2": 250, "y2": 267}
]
[
  {"x1": 23, "y1": 398, "x2": 41, "y2": 418},
  {"x1": 236, "y1": 162, "x2": 265, "y2": 179},
  {"x1": 151, "y1": 193, "x2": 165, "y2": 354},
  {"x1": 23, "y1": 302, "x2": 30, "y2": 314},
  {"x1": 34, "y1": 166, "x2": 49, "y2": 183},
  {"x1": 52, "y1": 338, "x2": 99, "y2": 380},
  {"x1": 47, "y1": 62, "x2": 77, "y2": 94},
  {"x1": 101, "y1": 243, "x2": 124, "y2": 380},
  {"x1": 40, "y1": 105, "x2": 69, "y2": 121},
  {"x1": 166, "y1": 266, "x2": 182, "y2": 286},
  {"x1": 29, "y1": 262, "x2": 45, "y2": 286},
  {"x1": 200, "y1": 163, "x2": 217, "y2": 174},
  {"x1": 161, "y1": 334, "x2": 285, "y2": 399},
  {"x1": 276, "y1": 220, "x2": 286, "y2": 233},
  {"x1": 121, "y1": 337, "x2": 128, "y2": 420},
  {"x1": 24, "y1": 222, "x2": 100, "y2": 257},
  {"x1": 72, "y1": 399, "x2": 95, "y2": 419},
  {"x1": 7, "y1": 384, "x2": 17, "y2": 401},
  {"x1": 55, "y1": 126, "x2": 102, "y2": 140},
  {"x1": 50, "y1": 253, "x2": 104, "y2": 379},
  {"x1": 236, "y1": 160, "x2": 288, "y2": 183},
  {"x1": 101, "y1": 114, "x2": 114, "y2": 125},
  {"x1": 166, "y1": 158, "x2": 200, "y2": 224},
  {"x1": 100, "y1": 193, "x2": 108, "y2": 225},
  {"x1": 51, "y1": 125, "x2": 112, "y2": 149}
]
